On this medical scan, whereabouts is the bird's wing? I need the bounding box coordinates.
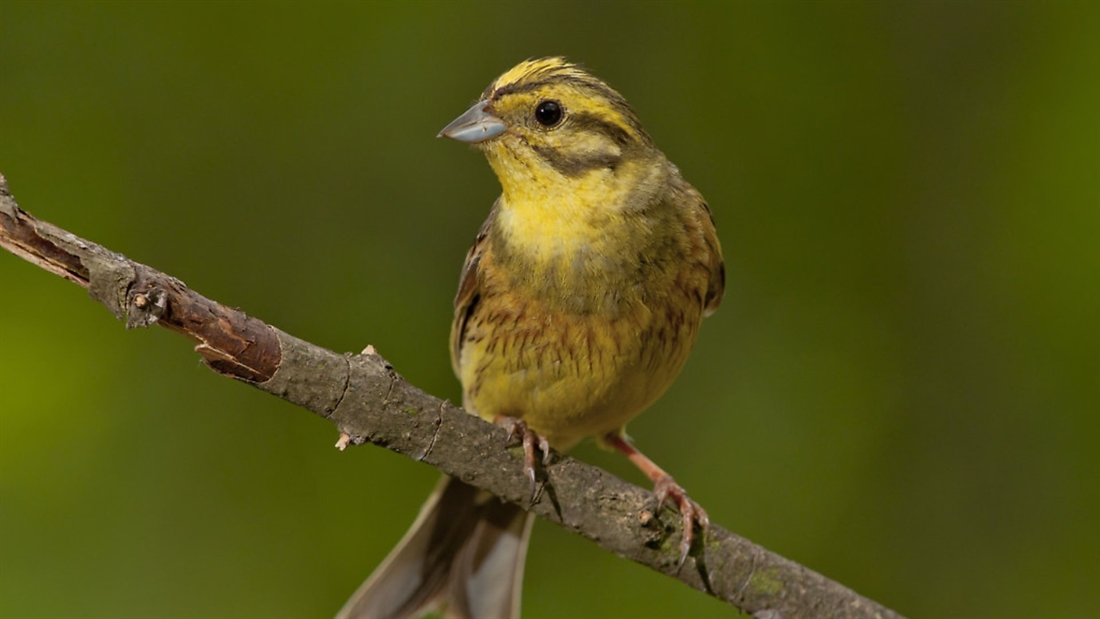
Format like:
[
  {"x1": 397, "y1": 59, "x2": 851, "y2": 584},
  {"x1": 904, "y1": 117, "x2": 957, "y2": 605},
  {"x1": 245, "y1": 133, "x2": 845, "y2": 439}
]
[
  {"x1": 450, "y1": 202, "x2": 498, "y2": 378},
  {"x1": 699, "y1": 198, "x2": 725, "y2": 317}
]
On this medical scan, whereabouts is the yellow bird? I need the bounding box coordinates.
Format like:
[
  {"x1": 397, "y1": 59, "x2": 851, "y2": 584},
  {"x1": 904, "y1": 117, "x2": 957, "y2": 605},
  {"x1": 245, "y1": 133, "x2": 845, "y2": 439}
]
[{"x1": 338, "y1": 57, "x2": 724, "y2": 619}]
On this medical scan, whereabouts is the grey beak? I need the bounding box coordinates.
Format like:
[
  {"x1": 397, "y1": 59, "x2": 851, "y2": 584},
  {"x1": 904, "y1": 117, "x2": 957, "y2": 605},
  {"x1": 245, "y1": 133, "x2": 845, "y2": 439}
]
[{"x1": 438, "y1": 101, "x2": 507, "y2": 143}]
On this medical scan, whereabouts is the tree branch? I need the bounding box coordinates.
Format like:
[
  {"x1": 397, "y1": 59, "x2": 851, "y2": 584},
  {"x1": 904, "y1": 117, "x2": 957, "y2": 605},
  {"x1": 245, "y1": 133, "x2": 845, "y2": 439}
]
[{"x1": 0, "y1": 173, "x2": 902, "y2": 619}]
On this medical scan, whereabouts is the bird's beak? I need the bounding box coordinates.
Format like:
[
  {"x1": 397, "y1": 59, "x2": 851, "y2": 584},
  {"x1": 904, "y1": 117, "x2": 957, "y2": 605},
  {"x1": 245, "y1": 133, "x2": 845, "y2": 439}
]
[{"x1": 438, "y1": 101, "x2": 507, "y2": 143}]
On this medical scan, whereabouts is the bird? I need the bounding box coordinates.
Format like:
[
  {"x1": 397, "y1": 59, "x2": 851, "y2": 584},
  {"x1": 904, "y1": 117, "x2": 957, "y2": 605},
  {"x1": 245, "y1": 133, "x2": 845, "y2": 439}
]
[{"x1": 337, "y1": 57, "x2": 724, "y2": 619}]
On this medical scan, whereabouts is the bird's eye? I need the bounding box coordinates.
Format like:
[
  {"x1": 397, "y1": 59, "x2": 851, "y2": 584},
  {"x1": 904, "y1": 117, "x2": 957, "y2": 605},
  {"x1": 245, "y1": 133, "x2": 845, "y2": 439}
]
[{"x1": 534, "y1": 100, "x2": 564, "y2": 127}]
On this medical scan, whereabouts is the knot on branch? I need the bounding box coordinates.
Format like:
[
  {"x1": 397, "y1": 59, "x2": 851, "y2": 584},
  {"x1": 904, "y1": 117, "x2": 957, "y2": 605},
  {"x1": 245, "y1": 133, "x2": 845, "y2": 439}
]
[{"x1": 128, "y1": 287, "x2": 169, "y2": 328}]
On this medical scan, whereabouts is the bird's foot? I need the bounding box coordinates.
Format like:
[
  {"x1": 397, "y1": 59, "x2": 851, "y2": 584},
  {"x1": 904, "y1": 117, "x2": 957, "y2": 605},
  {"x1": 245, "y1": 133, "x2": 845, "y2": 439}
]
[
  {"x1": 602, "y1": 432, "x2": 709, "y2": 568},
  {"x1": 653, "y1": 474, "x2": 710, "y2": 569},
  {"x1": 496, "y1": 415, "x2": 551, "y2": 504}
]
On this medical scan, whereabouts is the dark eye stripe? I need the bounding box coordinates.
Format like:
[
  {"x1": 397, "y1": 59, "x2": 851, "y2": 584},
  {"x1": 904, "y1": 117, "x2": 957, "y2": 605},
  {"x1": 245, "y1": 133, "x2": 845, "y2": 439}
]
[
  {"x1": 568, "y1": 112, "x2": 635, "y2": 147},
  {"x1": 493, "y1": 79, "x2": 646, "y2": 141}
]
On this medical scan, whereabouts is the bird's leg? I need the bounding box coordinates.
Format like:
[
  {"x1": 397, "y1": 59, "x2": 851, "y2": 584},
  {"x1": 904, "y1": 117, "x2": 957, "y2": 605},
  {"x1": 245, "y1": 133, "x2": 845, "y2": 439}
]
[
  {"x1": 603, "y1": 433, "x2": 709, "y2": 568},
  {"x1": 496, "y1": 415, "x2": 551, "y2": 504}
]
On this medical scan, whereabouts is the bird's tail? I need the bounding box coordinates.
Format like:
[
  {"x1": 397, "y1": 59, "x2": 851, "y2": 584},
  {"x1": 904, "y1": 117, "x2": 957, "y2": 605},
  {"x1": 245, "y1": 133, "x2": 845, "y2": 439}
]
[{"x1": 336, "y1": 475, "x2": 534, "y2": 619}]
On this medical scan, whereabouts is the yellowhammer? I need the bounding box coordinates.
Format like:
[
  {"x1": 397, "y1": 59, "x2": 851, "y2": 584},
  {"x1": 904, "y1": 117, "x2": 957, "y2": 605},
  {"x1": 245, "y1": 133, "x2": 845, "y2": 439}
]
[{"x1": 338, "y1": 57, "x2": 724, "y2": 619}]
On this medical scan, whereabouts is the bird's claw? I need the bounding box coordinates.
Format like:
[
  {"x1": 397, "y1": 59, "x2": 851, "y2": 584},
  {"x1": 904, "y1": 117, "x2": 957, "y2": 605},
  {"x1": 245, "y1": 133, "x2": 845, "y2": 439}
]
[
  {"x1": 654, "y1": 475, "x2": 709, "y2": 569},
  {"x1": 498, "y1": 416, "x2": 551, "y2": 505}
]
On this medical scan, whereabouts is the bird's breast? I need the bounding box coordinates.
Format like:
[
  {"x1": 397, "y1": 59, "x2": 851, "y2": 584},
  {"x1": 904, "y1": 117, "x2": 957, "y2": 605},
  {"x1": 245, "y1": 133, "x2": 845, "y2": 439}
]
[{"x1": 457, "y1": 241, "x2": 706, "y2": 448}]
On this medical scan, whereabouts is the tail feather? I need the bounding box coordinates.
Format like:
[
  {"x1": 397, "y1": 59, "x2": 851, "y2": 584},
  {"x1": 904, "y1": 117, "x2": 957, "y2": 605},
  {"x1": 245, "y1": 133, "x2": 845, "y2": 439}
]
[{"x1": 337, "y1": 476, "x2": 533, "y2": 619}]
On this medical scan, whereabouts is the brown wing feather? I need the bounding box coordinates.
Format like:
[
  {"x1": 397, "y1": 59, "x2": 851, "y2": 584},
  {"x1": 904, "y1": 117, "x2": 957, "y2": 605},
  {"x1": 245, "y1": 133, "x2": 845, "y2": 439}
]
[
  {"x1": 450, "y1": 202, "x2": 499, "y2": 377},
  {"x1": 698, "y1": 199, "x2": 725, "y2": 317}
]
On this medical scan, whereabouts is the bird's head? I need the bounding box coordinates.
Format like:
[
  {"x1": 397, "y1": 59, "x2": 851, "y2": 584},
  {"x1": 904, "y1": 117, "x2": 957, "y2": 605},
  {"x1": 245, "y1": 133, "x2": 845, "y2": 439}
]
[{"x1": 439, "y1": 57, "x2": 663, "y2": 206}]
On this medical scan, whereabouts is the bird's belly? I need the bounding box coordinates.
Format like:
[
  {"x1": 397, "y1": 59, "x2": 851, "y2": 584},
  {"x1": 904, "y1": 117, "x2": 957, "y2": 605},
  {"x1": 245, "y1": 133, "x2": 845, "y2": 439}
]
[{"x1": 457, "y1": 291, "x2": 701, "y2": 449}]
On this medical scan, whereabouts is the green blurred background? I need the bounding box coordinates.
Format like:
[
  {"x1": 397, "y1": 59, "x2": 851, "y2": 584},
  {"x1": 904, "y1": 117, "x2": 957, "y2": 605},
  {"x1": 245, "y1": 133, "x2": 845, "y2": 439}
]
[{"x1": 1, "y1": 1, "x2": 1097, "y2": 617}]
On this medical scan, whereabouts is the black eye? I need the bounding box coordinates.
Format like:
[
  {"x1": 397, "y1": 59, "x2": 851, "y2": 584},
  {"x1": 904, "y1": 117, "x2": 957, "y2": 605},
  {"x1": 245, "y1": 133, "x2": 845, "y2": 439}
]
[{"x1": 534, "y1": 100, "x2": 564, "y2": 127}]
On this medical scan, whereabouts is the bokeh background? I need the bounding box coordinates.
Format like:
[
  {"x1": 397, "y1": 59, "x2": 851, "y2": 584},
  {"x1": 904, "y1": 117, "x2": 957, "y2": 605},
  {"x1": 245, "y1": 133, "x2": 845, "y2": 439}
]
[{"x1": 1, "y1": 2, "x2": 1097, "y2": 618}]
